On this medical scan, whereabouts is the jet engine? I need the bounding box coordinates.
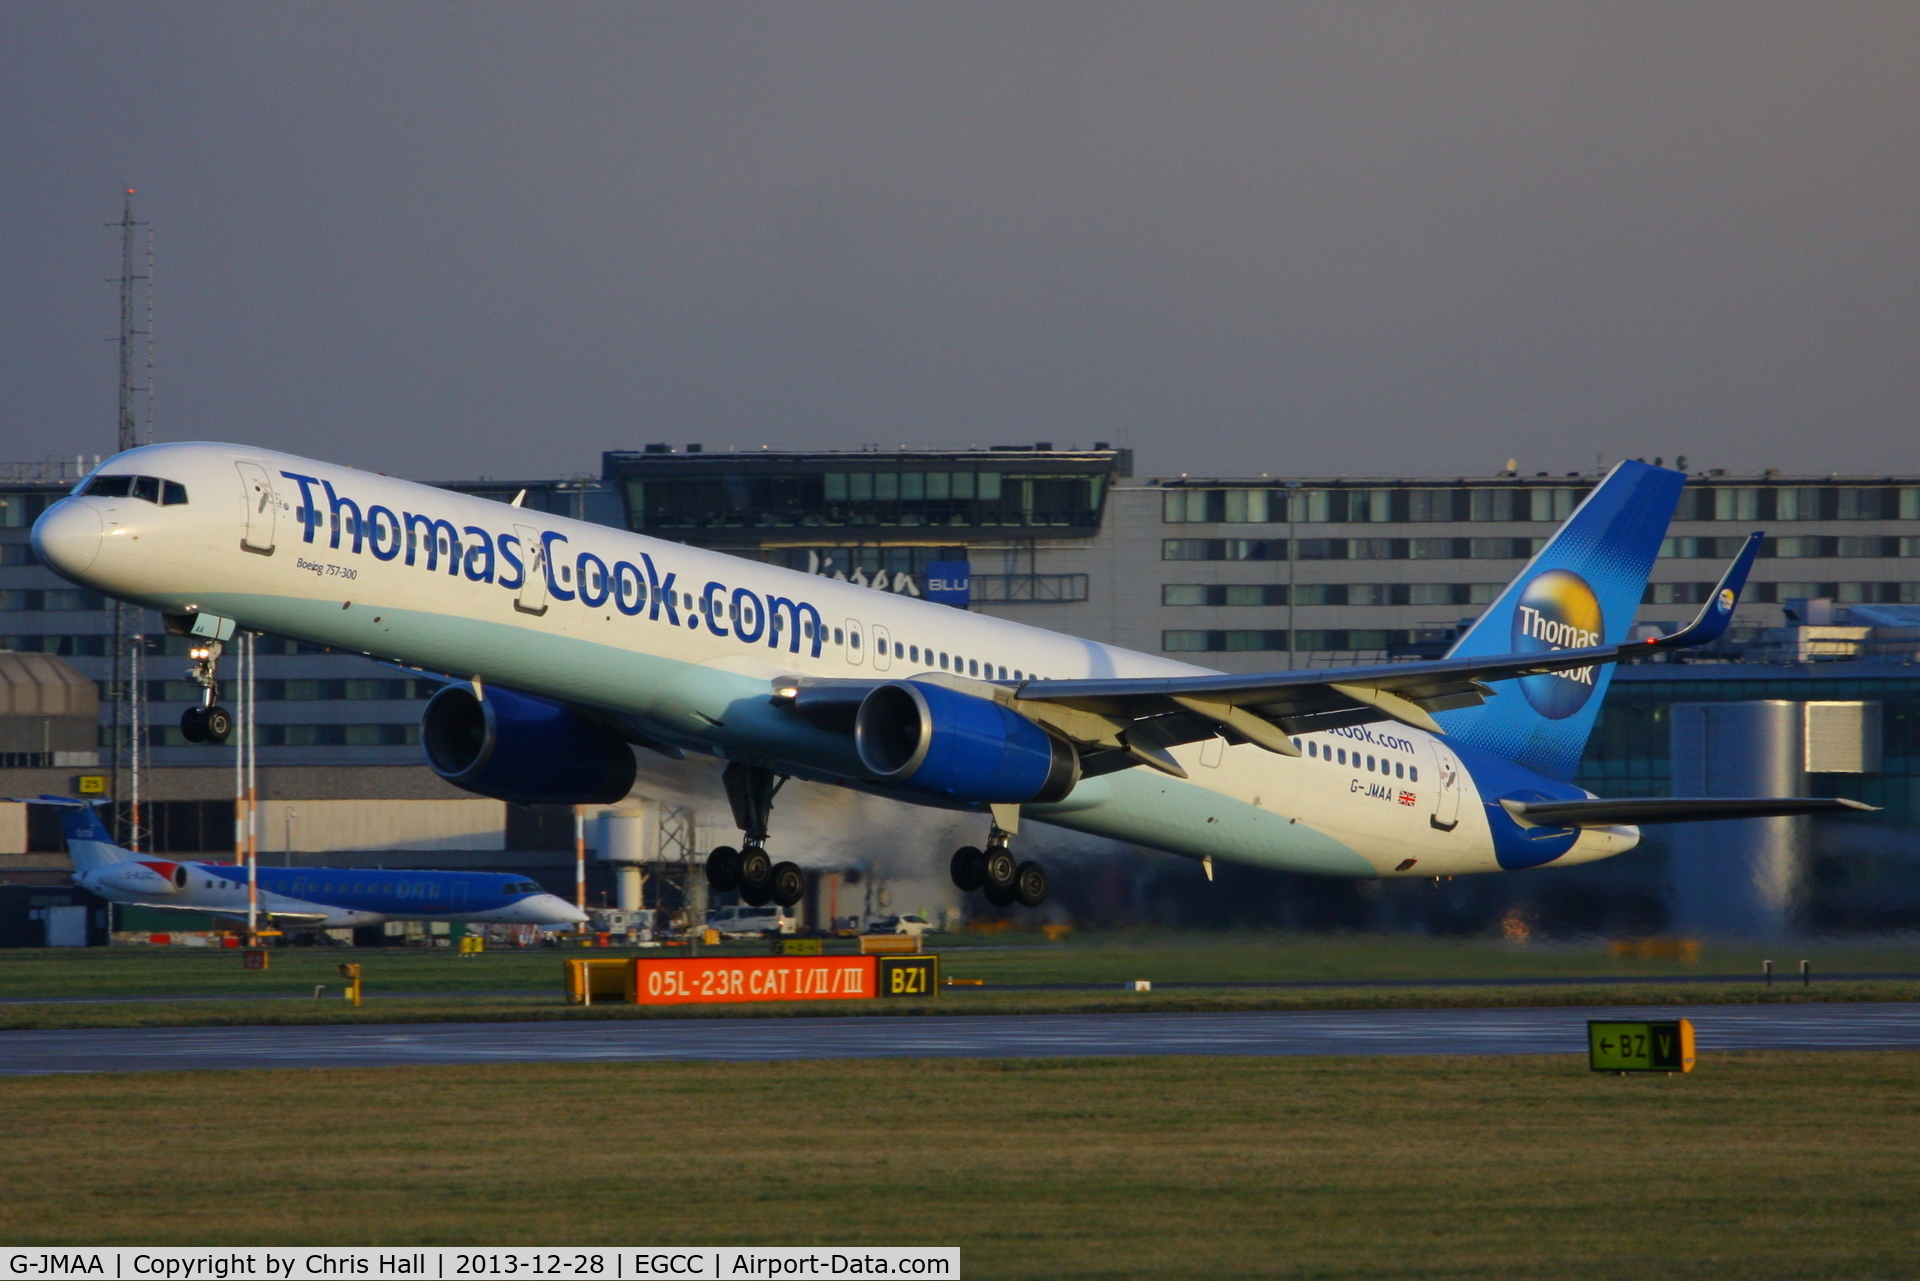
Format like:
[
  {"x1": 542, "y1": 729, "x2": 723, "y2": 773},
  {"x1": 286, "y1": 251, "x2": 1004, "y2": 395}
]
[
  {"x1": 854, "y1": 681, "x2": 1078, "y2": 804},
  {"x1": 421, "y1": 684, "x2": 636, "y2": 806},
  {"x1": 89, "y1": 861, "x2": 189, "y2": 896}
]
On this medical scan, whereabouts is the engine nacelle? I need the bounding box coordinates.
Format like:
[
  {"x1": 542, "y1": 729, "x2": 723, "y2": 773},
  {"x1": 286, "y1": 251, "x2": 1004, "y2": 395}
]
[
  {"x1": 90, "y1": 861, "x2": 188, "y2": 896},
  {"x1": 854, "y1": 681, "x2": 1079, "y2": 804},
  {"x1": 421, "y1": 684, "x2": 637, "y2": 806}
]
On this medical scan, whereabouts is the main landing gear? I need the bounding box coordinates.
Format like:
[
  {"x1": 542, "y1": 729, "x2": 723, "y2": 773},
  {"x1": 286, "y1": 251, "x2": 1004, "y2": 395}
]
[
  {"x1": 950, "y1": 825, "x2": 1049, "y2": 909},
  {"x1": 177, "y1": 637, "x2": 234, "y2": 746},
  {"x1": 703, "y1": 763, "x2": 805, "y2": 909}
]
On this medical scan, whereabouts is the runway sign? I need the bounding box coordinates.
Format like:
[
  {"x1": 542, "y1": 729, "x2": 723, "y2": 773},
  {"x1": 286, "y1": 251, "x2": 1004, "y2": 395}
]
[
  {"x1": 878, "y1": 953, "x2": 939, "y2": 997},
  {"x1": 1588, "y1": 1018, "x2": 1695, "y2": 1073},
  {"x1": 633, "y1": 955, "x2": 876, "y2": 1004}
]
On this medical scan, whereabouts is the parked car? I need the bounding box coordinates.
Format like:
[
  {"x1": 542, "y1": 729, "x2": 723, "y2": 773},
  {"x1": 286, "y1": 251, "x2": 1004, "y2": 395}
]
[
  {"x1": 706, "y1": 905, "x2": 793, "y2": 937},
  {"x1": 865, "y1": 913, "x2": 932, "y2": 937}
]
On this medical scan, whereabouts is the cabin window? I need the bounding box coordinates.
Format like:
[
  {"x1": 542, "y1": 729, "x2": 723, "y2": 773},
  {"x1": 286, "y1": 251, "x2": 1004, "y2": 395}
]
[
  {"x1": 833, "y1": 627, "x2": 844, "y2": 645},
  {"x1": 940, "y1": 653, "x2": 949, "y2": 669},
  {"x1": 850, "y1": 631, "x2": 860, "y2": 648},
  {"x1": 968, "y1": 659, "x2": 978, "y2": 676},
  {"x1": 1409, "y1": 767, "x2": 1418, "y2": 783},
  {"x1": 895, "y1": 642, "x2": 904, "y2": 658},
  {"x1": 1395, "y1": 762, "x2": 1404, "y2": 779},
  {"x1": 910, "y1": 646, "x2": 919, "y2": 662},
  {"x1": 1337, "y1": 748, "x2": 1347, "y2": 765},
  {"x1": 998, "y1": 666, "x2": 1007, "y2": 679},
  {"x1": 1307, "y1": 741, "x2": 1317, "y2": 758}
]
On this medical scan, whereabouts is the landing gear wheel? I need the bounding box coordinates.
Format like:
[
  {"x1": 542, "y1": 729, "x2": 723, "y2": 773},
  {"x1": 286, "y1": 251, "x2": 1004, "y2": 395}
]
[
  {"x1": 950, "y1": 846, "x2": 986, "y2": 892},
  {"x1": 705, "y1": 846, "x2": 742, "y2": 892},
  {"x1": 201, "y1": 705, "x2": 234, "y2": 744},
  {"x1": 983, "y1": 881, "x2": 1016, "y2": 908},
  {"x1": 179, "y1": 707, "x2": 208, "y2": 743},
  {"x1": 982, "y1": 846, "x2": 1017, "y2": 893},
  {"x1": 737, "y1": 846, "x2": 773, "y2": 898},
  {"x1": 1014, "y1": 861, "x2": 1049, "y2": 908},
  {"x1": 769, "y1": 861, "x2": 805, "y2": 909}
]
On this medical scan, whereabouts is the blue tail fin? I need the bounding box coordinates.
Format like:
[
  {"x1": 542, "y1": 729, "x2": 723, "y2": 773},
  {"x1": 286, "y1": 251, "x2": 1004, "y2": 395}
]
[
  {"x1": 25, "y1": 797, "x2": 131, "y2": 873},
  {"x1": 1435, "y1": 461, "x2": 1686, "y2": 780}
]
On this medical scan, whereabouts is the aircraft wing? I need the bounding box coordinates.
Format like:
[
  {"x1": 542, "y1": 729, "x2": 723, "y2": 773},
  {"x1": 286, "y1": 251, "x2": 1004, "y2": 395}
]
[
  {"x1": 780, "y1": 536, "x2": 1762, "y2": 780},
  {"x1": 1501, "y1": 796, "x2": 1877, "y2": 828},
  {"x1": 1003, "y1": 533, "x2": 1762, "y2": 774},
  {"x1": 112, "y1": 900, "x2": 332, "y2": 928}
]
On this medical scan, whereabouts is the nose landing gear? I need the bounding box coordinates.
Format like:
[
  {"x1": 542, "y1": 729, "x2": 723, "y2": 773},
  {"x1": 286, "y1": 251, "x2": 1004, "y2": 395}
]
[
  {"x1": 175, "y1": 627, "x2": 235, "y2": 746},
  {"x1": 951, "y1": 824, "x2": 1049, "y2": 909}
]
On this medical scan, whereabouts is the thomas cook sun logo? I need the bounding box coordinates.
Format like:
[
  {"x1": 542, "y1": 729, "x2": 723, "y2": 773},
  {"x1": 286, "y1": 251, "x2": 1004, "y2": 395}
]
[{"x1": 1510, "y1": 569, "x2": 1604, "y2": 720}]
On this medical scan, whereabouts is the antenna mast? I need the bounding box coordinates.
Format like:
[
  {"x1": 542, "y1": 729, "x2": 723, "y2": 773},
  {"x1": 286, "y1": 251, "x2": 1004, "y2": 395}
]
[{"x1": 106, "y1": 190, "x2": 153, "y2": 843}]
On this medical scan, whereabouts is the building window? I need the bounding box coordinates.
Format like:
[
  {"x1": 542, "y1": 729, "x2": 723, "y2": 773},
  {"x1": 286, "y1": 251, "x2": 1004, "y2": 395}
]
[
  {"x1": 1837, "y1": 488, "x2": 1889, "y2": 520},
  {"x1": 1161, "y1": 630, "x2": 1289, "y2": 652},
  {"x1": 1161, "y1": 538, "x2": 1285, "y2": 561},
  {"x1": 1529, "y1": 489, "x2": 1580, "y2": 521},
  {"x1": 1469, "y1": 489, "x2": 1518, "y2": 522}
]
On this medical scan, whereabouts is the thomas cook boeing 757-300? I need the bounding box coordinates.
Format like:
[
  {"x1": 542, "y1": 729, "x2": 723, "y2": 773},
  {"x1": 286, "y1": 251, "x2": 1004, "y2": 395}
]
[{"x1": 29, "y1": 445, "x2": 1869, "y2": 910}]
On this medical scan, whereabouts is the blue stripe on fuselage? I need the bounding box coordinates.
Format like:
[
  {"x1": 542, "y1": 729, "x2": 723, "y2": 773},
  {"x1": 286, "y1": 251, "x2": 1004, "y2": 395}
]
[{"x1": 188, "y1": 864, "x2": 540, "y2": 915}]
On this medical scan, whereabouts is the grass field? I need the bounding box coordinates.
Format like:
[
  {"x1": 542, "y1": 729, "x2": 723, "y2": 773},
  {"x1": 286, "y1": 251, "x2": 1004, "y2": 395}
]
[
  {"x1": 2, "y1": 1051, "x2": 1916, "y2": 1278},
  {"x1": 3, "y1": 932, "x2": 1918, "y2": 1030}
]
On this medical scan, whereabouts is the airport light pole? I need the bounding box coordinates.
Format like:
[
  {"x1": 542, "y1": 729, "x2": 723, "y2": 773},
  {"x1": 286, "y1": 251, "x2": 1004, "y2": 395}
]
[
  {"x1": 243, "y1": 633, "x2": 258, "y2": 944},
  {"x1": 573, "y1": 804, "x2": 587, "y2": 932}
]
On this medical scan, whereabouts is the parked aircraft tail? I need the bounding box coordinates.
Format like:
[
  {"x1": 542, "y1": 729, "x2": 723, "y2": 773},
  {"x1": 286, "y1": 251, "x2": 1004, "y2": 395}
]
[
  {"x1": 11, "y1": 796, "x2": 134, "y2": 873},
  {"x1": 1437, "y1": 461, "x2": 1687, "y2": 780}
]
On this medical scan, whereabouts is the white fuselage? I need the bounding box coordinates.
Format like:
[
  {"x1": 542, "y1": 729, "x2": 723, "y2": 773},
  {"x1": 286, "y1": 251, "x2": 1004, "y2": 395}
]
[{"x1": 32, "y1": 443, "x2": 1638, "y2": 879}]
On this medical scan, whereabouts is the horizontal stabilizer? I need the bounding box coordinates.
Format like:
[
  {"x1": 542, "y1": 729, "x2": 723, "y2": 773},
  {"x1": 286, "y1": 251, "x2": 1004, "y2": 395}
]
[{"x1": 1501, "y1": 796, "x2": 1877, "y2": 828}]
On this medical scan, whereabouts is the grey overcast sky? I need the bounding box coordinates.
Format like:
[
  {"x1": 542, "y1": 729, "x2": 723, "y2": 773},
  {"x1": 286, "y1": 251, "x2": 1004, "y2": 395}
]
[{"x1": 1, "y1": 3, "x2": 1915, "y2": 481}]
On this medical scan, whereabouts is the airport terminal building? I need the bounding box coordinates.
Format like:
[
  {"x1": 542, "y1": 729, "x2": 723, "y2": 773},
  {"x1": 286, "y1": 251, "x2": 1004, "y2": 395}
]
[{"x1": 0, "y1": 446, "x2": 1916, "y2": 934}]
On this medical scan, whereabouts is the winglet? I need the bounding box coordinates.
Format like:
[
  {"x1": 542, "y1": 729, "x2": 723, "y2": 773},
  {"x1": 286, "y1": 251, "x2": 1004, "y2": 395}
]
[{"x1": 1645, "y1": 531, "x2": 1763, "y2": 651}]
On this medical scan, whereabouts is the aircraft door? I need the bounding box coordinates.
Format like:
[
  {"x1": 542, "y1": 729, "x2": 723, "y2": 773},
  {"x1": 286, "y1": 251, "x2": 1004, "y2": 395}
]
[
  {"x1": 1429, "y1": 744, "x2": 1463, "y2": 832},
  {"x1": 235, "y1": 462, "x2": 276, "y2": 555},
  {"x1": 513, "y1": 524, "x2": 548, "y2": 616},
  {"x1": 845, "y1": 619, "x2": 865, "y2": 666},
  {"x1": 872, "y1": 624, "x2": 892, "y2": 672}
]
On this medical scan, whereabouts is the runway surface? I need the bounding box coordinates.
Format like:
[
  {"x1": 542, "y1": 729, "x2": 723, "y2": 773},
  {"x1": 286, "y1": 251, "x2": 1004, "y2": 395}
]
[{"x1": 3, "y1": 1002, "x2": 1918, "y2": 1074}]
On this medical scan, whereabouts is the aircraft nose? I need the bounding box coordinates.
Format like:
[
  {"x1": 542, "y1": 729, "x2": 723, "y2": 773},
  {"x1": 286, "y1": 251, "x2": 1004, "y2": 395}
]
[
  {"x1": 31, "y1": 500, "x2": 104, "y2": 579},
  {"x1": 536, "y1": 894, "x2": 588, "y2": 925}
]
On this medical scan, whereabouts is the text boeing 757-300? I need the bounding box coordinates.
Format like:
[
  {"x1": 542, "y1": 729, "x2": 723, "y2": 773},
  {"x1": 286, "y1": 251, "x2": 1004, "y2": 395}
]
[{"x1": 30, "y1": 444, "x2": 1870, "y2": 909}]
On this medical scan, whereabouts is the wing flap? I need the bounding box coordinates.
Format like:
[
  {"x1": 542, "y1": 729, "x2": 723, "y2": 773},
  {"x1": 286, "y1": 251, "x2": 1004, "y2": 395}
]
[{"x1": 1502, "y1": 796, "x2": 1877, "y2": 828}]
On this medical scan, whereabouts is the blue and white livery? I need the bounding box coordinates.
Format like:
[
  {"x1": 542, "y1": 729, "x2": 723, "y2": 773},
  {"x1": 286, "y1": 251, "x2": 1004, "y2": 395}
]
[
  {"x1": 52, "y1": 800, "x2": 584, "y2": 930},
  {"x1": 30, "y1": 444, "x2": 1868, "y2": 910}
]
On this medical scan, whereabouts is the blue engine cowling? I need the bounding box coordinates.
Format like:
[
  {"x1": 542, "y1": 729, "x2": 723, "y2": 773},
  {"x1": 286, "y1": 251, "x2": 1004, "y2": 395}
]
[
  {"x1": 854, "y1": 681, "x2": 1079, "y2": 803},
  {"x1": 421, "y1": 684, "x2": 636, "y2": 805}
]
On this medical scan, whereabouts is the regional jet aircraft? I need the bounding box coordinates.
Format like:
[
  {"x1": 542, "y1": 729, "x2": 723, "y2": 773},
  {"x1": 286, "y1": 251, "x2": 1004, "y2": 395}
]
[
  {"x1": 46, "y1": 798, "x2": 585, "y2": 932},
  {"x1": 31, "y1": 446, "x2": 1867, "y2": 910}
]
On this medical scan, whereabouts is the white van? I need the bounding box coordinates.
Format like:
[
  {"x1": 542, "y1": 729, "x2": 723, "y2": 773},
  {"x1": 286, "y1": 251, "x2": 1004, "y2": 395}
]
[{"x1": 706, "y1": 905, "x2": 794, "y2": 937}]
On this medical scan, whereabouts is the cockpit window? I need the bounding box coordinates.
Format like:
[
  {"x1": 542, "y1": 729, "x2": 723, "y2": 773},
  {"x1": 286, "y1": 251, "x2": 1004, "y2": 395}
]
[
  {"x1": 81, "y1": 474, "x2": 189, "y2": 505},
  {"x1": 504, "y1": 880, "x2": 542, "y2": 895},
  {"x1": 82, "y1": 474, "x2": 132, "y2": 498}
]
